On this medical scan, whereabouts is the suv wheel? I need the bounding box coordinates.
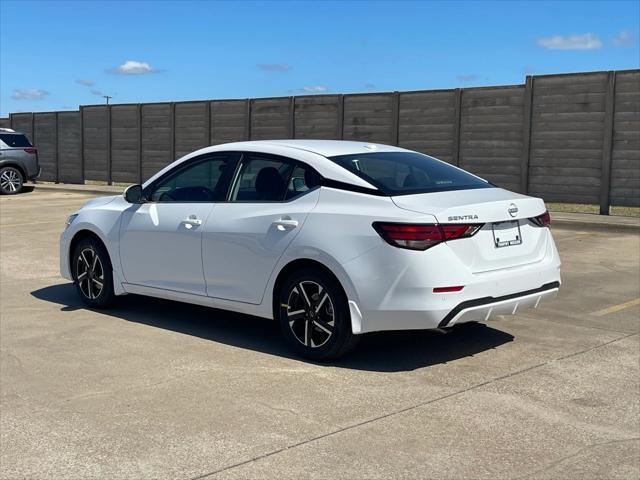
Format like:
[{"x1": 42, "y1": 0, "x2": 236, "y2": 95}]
[
  {"x1": 277, "y1": 268, "x2": 359, "y2": 361},
  {"x1": 72, "y1": 237, "x2": 115, "y2": 308},
  {"x1": 0, "y1": 166, "x2": 24, "y2": 194}
]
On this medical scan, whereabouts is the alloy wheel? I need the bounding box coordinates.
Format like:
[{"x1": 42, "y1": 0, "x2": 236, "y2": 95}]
[
  {"x1": 286, "y1": 280, "x2": 335, "y2": 348},
  {"x1": 76, "y1": 248, "x2": 105, "y2": 300},
  {"x1": 0, "y1": 169, "x2": 22, "y2": 193}
]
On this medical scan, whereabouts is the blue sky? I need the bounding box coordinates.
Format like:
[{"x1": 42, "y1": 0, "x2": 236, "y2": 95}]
[{"x1": 1, "y1": 0, "x2": 638, "y2": 116}]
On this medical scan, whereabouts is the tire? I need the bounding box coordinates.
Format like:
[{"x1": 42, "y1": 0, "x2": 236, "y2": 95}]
[
  {"x1": 277, "y1": 268, "x2": 359, "y2": 361},
  {"x1": 72, "y1": 237, "x2": 115, "y2": 309},
  {"x1": 0, "y1": 166, "x2": 24, "y2": 195}
]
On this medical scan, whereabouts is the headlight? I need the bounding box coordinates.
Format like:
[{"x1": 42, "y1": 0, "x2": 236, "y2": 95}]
[{"x1": 65, "y1": 214, "x2": 78, "y2": 229}]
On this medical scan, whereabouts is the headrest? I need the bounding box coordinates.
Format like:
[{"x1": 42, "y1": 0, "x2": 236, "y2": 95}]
[
  {"x1": 255, "y1": 167, "x2": 284, "y2": 200},
  {"x1": 403, "y1": 171, "x2": 430, "y2": 188}
]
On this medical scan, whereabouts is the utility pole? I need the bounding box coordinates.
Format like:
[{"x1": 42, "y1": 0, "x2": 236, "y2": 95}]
[{"x1": 103, "y1": 95, "x2": 112, "y2": 105}]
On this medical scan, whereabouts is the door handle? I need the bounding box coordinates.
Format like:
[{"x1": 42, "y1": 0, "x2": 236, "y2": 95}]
[
  {"x1": 273, "y1": 218, "x2": 298, "y2": 231},
  {"x1": 183, "y1": 215, "x2": 202, "y2": 227}
]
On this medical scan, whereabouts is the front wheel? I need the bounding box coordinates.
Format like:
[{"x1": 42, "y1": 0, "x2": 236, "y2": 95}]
[
  {"x1": 277, "y1": 268, "x2": 359, "y2": 361},
  {"x1": 72, "y1": 238, "x2": 115, "y2": 309},
  {"x1": 0, "y1": 166, "x2": 24, "y2": 194}
]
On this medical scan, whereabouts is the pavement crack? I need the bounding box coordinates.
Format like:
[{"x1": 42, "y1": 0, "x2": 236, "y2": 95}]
[
  {"x1": 512, "y1": 437, "x2": 640, "y2": 480},
  {"x1": 190, "y1": 332, "x2": 638, "y2": 480}
]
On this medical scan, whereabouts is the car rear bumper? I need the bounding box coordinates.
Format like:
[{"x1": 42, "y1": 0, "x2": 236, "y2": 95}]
[
  {"x1": 438, "y1": 281, "x2": 559, "y2": 327},
  {"x1": 344, "y1": 227, "x2": 561, "y2": 333},
  {"x1": 358, "y1": 280, "x2": 560, "y2": 333},
  {"x1": 27, "y1": 167, "x2": 41, "y2": 180}
]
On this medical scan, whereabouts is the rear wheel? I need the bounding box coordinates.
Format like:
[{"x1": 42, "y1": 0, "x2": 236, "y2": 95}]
[
  {"x1": 277, "y1": 268, "x2": 359, "y2": 360},
  {"x1": 72, "y1": 237, "x2": 115, "y2": 308},
  {"x1": 0, "y1": 166, "x2": 24, "y2": 194}
]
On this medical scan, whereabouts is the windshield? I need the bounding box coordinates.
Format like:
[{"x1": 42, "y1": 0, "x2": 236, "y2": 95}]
[{"x1": 329, "y1": 151, "x2": 492, "y2": 195}]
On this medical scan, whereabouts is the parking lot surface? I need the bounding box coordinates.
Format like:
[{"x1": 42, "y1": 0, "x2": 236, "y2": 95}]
[{"x1": 1, "y1": 188, "x2": 639, "y2": 479}]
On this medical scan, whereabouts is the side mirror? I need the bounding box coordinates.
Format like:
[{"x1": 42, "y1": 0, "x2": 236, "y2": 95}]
[{"x1": 124, "y1": 184, "x2": 145, "y2": 204}]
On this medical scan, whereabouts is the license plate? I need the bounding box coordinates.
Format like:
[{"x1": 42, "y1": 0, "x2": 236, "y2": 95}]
[{"x1": 492, "y1": 220, "x2": 522, "y2": 248}]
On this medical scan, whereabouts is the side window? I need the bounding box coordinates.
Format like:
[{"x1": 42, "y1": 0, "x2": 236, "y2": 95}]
[
  {"x1": 230, "y1": 154, "x2": 294, "y2": 202},
  {"x1": 285, "y1": 164, "x2": 321, "y2": 200},
  {"x1": 148, "y1": 153, "x2": 235, "y2": 202}
]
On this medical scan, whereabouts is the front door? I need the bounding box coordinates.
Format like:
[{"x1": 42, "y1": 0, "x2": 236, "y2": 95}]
[{"x1": 119, "y1": 152, "x2": 238, "y2": 295}]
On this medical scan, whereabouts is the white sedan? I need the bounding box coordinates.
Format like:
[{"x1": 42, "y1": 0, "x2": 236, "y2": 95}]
[{"x1": 60, "y1": 140, "x2": 561, "y2": 360}]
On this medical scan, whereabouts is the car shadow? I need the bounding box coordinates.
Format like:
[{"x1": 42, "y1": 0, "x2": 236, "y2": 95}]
[
  {"x1": 31, "y1": 283, "x2": 514, "y2": 373},
  {"x1": 9, "y1": 185, "x2": 35, "y2": 194}
]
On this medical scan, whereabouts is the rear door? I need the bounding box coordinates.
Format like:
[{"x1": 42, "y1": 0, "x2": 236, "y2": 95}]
[
  {"x1": 119, "y1": 152, "x2": 238, "y2": 294},
  {"x1": 202, "y1": 153, "x2": 320, "y2": 303}
]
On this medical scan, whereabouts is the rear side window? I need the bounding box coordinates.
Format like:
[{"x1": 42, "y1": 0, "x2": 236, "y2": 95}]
[
  {"x1": 285, "y1": 164, "x2": 321, "y2": 200},
  {"x1": 230, "y1": 154, "x2": 294, "y2": 202},
  {"x1": 329, "y1": 152, "x2": 492, "y2": 195},
  {"x1": 0, "y1": 134, "x2": 31, "y2": 148}
]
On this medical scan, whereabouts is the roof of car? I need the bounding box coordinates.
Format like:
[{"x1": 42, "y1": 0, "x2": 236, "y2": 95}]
[
  {"x1": 213, "y1": 139, "x2": 408, "y2": 157},
  {"x1": 145, "y1": 140, "x2": 411, "y2": 191}
]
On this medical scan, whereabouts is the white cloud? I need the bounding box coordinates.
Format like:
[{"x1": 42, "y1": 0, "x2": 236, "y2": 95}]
[
  {"x1": 111, "y1": 60, "x2": 157, "y2": 74},
  {"x1": 90, "y1": 89, "x2": 104, "y2": 96},
  {"x1": 611, "y1": 30, "x2": 634, "y2": 47},
  {"x1": 365, "y1": 83, "x2": 376, "y2": 89},
  {"x1": 300, "y1": 85, "x2": 328, "y2": 93},
  {"x1": 11, "y1": 89, "x2": 50, "y2": 100},
  {"x1": 75, "y1": 79, "x2": 94, "y2": 87},
  {"x1": 258, "y1": 63, "x2": 292, "y2": 72},
  {"x1": 537, "y1": 33, "x2": 602, "y2": 50},
  {"x1": 456, "y1": 74, "x2": 479, "y2": 82}
]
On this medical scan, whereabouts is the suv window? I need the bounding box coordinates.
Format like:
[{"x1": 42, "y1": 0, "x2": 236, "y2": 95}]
[
  {"x1": 329, "y1": 151, "x2": 492, "y2": 195},
  {"x1": 230, "y1": 153, "x2": 294, "y2": 202},
  {"x1": 0, "y1": 133, "x2": 31, "y2": 148},
  {"x1": 147, "y1": 153, "x2": 236, "y2": 202}
]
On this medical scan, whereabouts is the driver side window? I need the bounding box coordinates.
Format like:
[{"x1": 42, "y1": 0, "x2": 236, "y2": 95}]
[{"x1": 148, "y1": 153, "x2": 236, "y2": 203}]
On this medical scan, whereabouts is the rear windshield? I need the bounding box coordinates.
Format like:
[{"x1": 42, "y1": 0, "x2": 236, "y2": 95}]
[
  {"x1": 0, "y1": 133, "x2": 31, "y2": 148},
  {"x1": 329, "y1": 151, "x2": 492, "y2": 195}
]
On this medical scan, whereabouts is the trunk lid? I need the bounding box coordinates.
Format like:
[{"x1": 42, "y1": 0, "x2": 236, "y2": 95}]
[
  {"x1": 391, "y1": 187, "x2": 551, "y2": 273},
  {"x1": 391, "y1": 187, "x2": 544, "y2": 223}
]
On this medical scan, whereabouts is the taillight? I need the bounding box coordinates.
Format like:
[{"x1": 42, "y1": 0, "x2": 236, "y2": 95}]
[
  {"x1": 531, "y1": 211, "x2": 550, "y2": 227},
  {"x1": 373, "y1": 222, "x2": 482, "y2": 251},
  {"x1": 23, "y1": 147, "x2": 37, "y2": 154},
  {"x1": 441, "y1": 224, "x2": 478, "y2": 240}
]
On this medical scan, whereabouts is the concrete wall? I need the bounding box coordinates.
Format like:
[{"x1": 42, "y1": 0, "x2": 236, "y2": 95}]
[
  {"x1": 33, "y1": 113, "x2": 57, "y2": 182},
  {"x1": 82, "y1": 106, "x2": 109, "y2": 182},
  {"x1": 528, "y1": 72, "x2": 608, "y2": 204},
  {"x1": 110, "y1": 105, "x2": 139, "y2": 184},
  {"x1": 58, "y1": 112, "x2": 82, "y2": 184},
  {"x1": 610, "y1": 71, "x2": 640, "y2": 206},
  {"x1": 460, "y1": 86, "x2": 525, "y2": 193},
  {"x1": 8, "y1": 69, "x2": 639, "y2": 210},
  {"x1": 141, "y1": 103, "x2": 172, "y2": 182}
]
